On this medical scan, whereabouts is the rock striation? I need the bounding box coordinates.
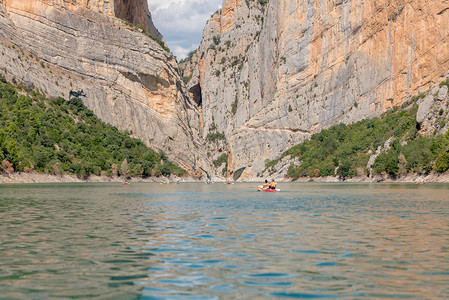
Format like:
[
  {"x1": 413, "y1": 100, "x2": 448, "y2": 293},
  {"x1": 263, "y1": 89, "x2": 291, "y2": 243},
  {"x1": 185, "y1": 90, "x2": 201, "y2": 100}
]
[
  {"x1": 182, "y1": 0, "x2": 449, "y2": 178},
  {"x1": 0, "y1": 0, "x2": 212, "y2": 176}
]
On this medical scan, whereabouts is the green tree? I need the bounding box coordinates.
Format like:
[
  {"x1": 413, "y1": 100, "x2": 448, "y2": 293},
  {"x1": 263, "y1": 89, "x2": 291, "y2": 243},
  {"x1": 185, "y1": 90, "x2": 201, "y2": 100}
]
[
  {"x1": 337, "y1": 160, "x2": 351, "y2": 179},
  {"x1": 120, "y1": 158, "x2": 128, "y2": 177},
  {"x1": 158, "y1": 163, "x2": 171, "y2": 177},
  {"x1": 373, "y1": 150, "x2": 399, "y2": 175},
  {"x1": 434, "y1": 152, "x2": 449, "y2": 173},
  {"x1": 131, "y1": 163, "x2": 143, "y2": 177}
]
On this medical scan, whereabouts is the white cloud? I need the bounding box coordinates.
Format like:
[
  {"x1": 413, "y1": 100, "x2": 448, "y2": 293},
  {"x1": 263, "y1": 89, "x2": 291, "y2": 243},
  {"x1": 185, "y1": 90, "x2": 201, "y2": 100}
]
[
  {"x1": 148, "y1": 0, "x2": 222, "y2": 59},
  {"x1": 171, "y1": 44, "x2": 198, "y2": 60}
]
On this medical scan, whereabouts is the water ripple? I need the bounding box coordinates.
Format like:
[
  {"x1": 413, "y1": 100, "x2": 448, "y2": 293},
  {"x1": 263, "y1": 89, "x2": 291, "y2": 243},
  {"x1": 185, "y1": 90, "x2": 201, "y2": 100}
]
[{"x1": 1, "y1": 182, "x2": 448, "y2": 299}]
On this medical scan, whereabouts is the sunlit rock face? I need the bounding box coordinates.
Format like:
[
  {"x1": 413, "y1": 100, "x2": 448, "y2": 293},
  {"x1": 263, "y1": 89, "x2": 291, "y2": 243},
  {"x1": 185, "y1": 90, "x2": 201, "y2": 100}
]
[
  {"x1": 3, "y1": 0, "x2": 162, "y2": 39},
  {"x1": 182, "y1": 0, "x2": 449, "y2": 178},
  {"x1": 0, "y1": 0, "x2": 212, "y2": 176}
]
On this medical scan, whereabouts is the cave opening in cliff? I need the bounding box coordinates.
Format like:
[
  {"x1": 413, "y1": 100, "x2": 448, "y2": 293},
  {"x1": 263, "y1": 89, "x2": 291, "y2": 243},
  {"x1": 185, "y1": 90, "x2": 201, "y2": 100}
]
[{"x1": 189, "y1": 83, "x2": 202, "y2": 107}]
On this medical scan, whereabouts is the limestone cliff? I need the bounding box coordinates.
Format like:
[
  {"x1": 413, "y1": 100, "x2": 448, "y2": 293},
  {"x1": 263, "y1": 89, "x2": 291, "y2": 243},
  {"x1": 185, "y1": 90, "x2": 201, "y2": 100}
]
[
  {"x1": 3, "y1": 0, "x2": 162, "y2": 40},
  {"x1": 182, "y1": 0, "x2": 449, "y2": 179},
  {"x1": 114, "y1": 0, "x2": 162, "y2": 40},
  {"x1": 0, "y1": 0, "x2": 211, "y2": 176}
]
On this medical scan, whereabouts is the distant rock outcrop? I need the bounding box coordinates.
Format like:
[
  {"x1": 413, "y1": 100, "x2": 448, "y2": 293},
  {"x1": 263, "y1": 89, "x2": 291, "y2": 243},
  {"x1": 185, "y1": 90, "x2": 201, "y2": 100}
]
[
  {"x1": 182, "y1": 0, "x2": 449, "y2": 178},
  {"x1": 114, "y1": 0, "x2": 163, "y2": 40},
  {"x1": 416, "y1": 83, "x2": 449, "y2": 135},
  {"x1": 0, "y1": 0, "x2": 212, "y2": 176}
]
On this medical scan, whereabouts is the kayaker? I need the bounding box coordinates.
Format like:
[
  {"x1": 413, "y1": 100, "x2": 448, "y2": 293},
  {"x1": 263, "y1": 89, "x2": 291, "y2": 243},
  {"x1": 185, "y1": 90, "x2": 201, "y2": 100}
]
[
  {"x1": 262, "y1": 180, "x2": 270, "y2": 188},
  {"x1": 269, "y1": 178, "x2": 276, "y2": 190}
]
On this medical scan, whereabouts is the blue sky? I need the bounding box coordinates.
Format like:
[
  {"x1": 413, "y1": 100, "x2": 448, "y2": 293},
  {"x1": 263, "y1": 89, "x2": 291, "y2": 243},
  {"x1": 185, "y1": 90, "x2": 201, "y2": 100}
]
[{"x1": 148, "y1": 0, "x2": 222, "y2": 59}]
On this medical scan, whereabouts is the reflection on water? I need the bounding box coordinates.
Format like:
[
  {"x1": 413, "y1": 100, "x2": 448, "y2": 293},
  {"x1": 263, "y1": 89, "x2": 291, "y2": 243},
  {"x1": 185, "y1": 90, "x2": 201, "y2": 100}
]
[{"x1": 0, "y1": 183, "x2": 448, "y2": 299}]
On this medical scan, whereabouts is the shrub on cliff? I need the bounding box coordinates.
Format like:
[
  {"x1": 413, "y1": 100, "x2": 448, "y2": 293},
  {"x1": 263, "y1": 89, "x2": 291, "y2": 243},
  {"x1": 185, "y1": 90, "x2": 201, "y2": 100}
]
[
  {"x1": 206, "y1": 132, "x2": 225, "y2": 141},
  {"x1": 213, "y1": 153, "x2": 228, "y2": 176}
]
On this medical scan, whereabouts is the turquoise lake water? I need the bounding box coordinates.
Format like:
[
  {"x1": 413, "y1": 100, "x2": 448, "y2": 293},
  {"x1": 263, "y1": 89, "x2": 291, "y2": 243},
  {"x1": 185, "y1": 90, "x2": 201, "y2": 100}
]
[{"x1": 0, "y1": 182, "x2": 448, "y2": 299}]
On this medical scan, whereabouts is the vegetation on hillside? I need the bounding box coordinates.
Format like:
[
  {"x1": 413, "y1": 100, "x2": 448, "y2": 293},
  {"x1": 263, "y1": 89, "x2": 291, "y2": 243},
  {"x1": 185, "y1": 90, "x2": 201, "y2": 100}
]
[
  {"x1": 213, "y1": 153, "x2": 228, "y2": 176},
  {"x1": 0, "y1": 77, "x2": 186, "y2": 178},
  {"x1": 265, "y1": 95, "x2": 449, "y2": 179}
]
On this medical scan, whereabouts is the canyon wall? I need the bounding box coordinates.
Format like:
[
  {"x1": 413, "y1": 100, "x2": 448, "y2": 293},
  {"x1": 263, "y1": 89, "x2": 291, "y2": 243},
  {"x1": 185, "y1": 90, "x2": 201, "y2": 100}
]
[
  {"x1": 182, "y1": 0, "x2": 449, "y2": 178},
  {"x1": 0, "y1": 0, "x2": 211, "y2": 176},
  {"x1": 3, "y1": 0, "x2": 162, "y2": 39}
]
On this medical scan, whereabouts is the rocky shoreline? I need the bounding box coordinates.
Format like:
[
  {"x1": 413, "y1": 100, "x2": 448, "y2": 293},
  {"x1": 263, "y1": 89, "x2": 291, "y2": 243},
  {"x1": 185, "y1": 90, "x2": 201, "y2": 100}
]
[
  {"x1": 2, "y1": 171, "x2": 449, "y2": 184},
  {"x1": 235, "y1": 173, "x2": 449, "y2": 183},
  {"x1": 0, "y1": 172, "x2": 190, "y2": 184}
]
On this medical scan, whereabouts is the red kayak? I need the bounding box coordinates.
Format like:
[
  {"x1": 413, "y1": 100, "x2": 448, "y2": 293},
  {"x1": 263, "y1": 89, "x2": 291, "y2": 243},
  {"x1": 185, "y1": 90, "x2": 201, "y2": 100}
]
[{"x1": 257, "y1": 186, "x2": 280, "y2": 192}]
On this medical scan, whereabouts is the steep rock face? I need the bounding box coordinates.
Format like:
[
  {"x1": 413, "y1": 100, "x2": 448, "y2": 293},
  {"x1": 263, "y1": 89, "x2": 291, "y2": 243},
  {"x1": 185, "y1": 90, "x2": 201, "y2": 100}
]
[
  {"x1": 3, "y1": 0, "x2": 162, "y2": 39},
  {"x1": 0, "y1": 0, "x2": 211, "y2": 176},
  {"x1": 114, "y1": 0, "x2": 162, "y2": 40},
  {"x1": 182, "y1": 0, "x2": 449, "y2": 178}
]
